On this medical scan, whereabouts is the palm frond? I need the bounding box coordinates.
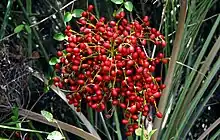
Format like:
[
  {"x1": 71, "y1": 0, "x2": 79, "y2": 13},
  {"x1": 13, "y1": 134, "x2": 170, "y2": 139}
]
[{"x1": 154, "y1": 0, "x2": 219, "y2": 139}]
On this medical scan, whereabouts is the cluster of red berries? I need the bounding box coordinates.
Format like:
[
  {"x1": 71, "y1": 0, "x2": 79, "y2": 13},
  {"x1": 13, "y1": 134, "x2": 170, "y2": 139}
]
[{"x1": 53, "y1": 5, "x2": 168, "y2": 136}]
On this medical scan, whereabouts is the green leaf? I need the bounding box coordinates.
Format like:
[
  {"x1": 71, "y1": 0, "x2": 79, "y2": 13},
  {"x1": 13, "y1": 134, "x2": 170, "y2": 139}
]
[
  {"x1": 124, "y1": 1, "x2": 133, "y2": 12},
  {"x1": 135, "y1": 128, "x2": 142, "y2": 136},
  {"x1": 47, "y1": 131, "x2": 64, "y2": 140},
  {"x1": 72, "y1": 9, "x2": 84, "y2": 18},
  {"x1": 11, "y1": 116, "x2": 17, "y2": 121},
  {"x1": 53, "y1": 33, "x2": 65, "y2": 41},
  {"x1": 148, "y1": 129, "x2": 157, "y2": 140},
  {"x1": 48, "y1": 78, "x2": 53, "y2": 86},
  {"x1": 41, "y1": 110, "x2": 54, "y2": 122},
  {"x1": 111, "y1": 0, "x2": 123, "y2": 4},
  {"x1": 44, "y1": 85, "x2": 50, "y2": 93},
  {"x1": 64, "y1": 12, "x2": 72, "y2": 22},
  {"x1": 49, "y1": 57, "x2": 60, "y2": 65},
  {"x1": 12, "y1": 106, "x2": 19, "y2": 119},
  {"x1": 14, "y1": 24, "x2": 24, "y2": 33},
  {"x1": 24, "y1": 25, "x2": 31, "y2": 33},
  {"x1": 135, "y1": 127, "x2": 148, "y2": 136},
  {"x1": 62, "y1": 50, "x2": 67, "y2": 55}
]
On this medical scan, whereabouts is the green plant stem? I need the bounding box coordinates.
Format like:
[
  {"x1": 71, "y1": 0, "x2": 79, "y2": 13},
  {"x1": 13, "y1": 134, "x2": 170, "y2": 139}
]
[
  {"x1": 17, "y1": 0, "x2": 49, "y2": 61},
  {"x1": 153, "y1": 0, "x2": 187, "y2": 139},
  {"x1": 55, "y1": 121, "x2": 66, "y2": 140},
  {"x1": 95, "y1": 112, "x2": 98, "y2": 130},
  {"x1": 0, "y1": 0, "x2": 13, "y2": 39},
  {"x1": 135, "y1": 112, "x2": 142, "y2": 140},
  {"x1": 26, "y1": 0, "x2": 32, "y2": 61},
  {"x1": 114, "y1": 107, "x2": 122, "y2": 140},
  {"x1": 99, "y1": 112, "x2": 112, "y2": 140},
  {"x1": 54, "y1": 0, "x2": 65, "y2": 27},
  {"x1": 88, "y1": 107, "x2": 94, "y2": 125},
  {"x1": 0, "y1": 124, "x2": 49, "y2": 134},
  {"x1": 28, "y1": 121, "x2": 44, "y2": 140}
]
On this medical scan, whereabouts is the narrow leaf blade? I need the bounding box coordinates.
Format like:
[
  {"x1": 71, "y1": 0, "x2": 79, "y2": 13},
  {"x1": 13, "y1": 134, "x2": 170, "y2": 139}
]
[{"x1": 149, "y1": 129, "x2": 157, "y2": 139}]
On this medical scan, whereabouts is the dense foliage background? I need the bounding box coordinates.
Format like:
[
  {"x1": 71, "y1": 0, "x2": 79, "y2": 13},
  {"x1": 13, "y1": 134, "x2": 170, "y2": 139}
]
[{"x1": 0, "y1": 0, "x2": 219, "y2": 140}]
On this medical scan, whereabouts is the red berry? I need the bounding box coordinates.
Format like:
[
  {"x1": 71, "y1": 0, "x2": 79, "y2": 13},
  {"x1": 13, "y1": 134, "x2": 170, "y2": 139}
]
[
  {"x1": 66, "y1": 47, "x2": 73, "y2": 53},
  {"x1": 125, "y1": 131, "x2": 132, "y2": 136},
  {"x1": 161, "y1": 40, "x2": 166, "y2": 47},
  {"x1": 110, "y1": 21, "x2": 116, "y2": 26},
  {"x1": 57, "y1": 51, "x2": 63, "y2": 57},
  {"x1": 143, "y1": 16, "x2": 149, "y2": 22},
  {"x1": 77, "y1": 80, "x2": 84, "y2": 85},
  {"x1": 120, "y1": 11, "x2": 125, "y2": 18},
  {"x1": 91, "y1": 104, "x2": 98, "y2": 109},
  {"x1": 112, "y1": 100, "x2": 119, "y2": 105},
  {"x1": 153, "y1": 92, "x2": 161, "y2": 98},
  {"x1": 150, "y1": 34, "x2": 156, "y2": 40},
  {"x1": 131, "y1": 114, "x2": 138, "y2": 120},
  {"x1": 88, "y1": 5, "x2": 94, "y2": 12},
  {"x1": 160, "y1": 84, "x2": 166, "y2": 89},
  {"x1": 151, "y1": 28, "x2": 157, "y2": 33},
  {"x1": 156, "y1": 111, "x2": 163, "y2": 118},
  {"x1": 82, "y1": 11, "x2": 88, "y2": 17},
  {"x1": 162, "y1": 58, "x2": 168, "y2": 64},
  {"x1": 122, "y1": 119, "x2": 129, "y2": 124},
  {"x1": 66, "y1": 25, "x2": 71, "y2": 30},
  {"x1": 53, "y1": 77, "x2": 60, "y2": 82},
  {"x1": 120, "y1": 103, "x2": 126, "y2": 109},
  {"x1": 129, "y1": 105, "x2": 136, "y2": 114}
]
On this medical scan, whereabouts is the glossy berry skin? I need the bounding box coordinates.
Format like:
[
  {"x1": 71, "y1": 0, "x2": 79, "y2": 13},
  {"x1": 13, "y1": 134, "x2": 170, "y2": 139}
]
[
  {"x1": 122, "y1": 119, "x2": 129, "y2": 125},
  {"x1": 156, "y1": 111, "x2": 163, "y2": 118},
  {"x1": 88, "y1": 5, "x2": 94, "y2": 12}
]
